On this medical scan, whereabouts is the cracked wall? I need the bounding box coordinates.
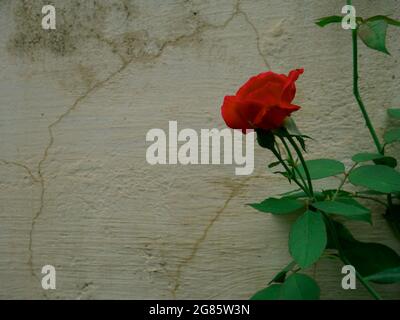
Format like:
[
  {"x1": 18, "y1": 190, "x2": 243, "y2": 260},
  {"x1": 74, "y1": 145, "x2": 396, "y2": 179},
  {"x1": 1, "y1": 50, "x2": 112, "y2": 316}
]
[{"x1": 0, "y1": 0, "x2": 400, "y2": 299}]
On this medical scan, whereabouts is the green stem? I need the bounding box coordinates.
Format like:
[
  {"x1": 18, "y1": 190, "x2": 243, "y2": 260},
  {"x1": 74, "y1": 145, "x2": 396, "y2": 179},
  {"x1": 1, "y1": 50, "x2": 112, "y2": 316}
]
[
  {"x1": 279, "y1": 137, "x2": 310, "y2": 195},
  {"x1": 333, "y1": 163, "x2": 357, "y2": 200},
  {"x1": 347, "y1": 0, "x2": 398, "y2": 244},
  {"x1": 323, "y1": 212, "x2": 382, "y2": 300},
  {"x1": 355, "y1": 267, "x2": 383, "y2": 300},
  {"x1": 286, "y1": 134, "x2": 314, "y2": 197},
  {"x1": 279, "y1": 137, "x2": 294, "y2": 162},
  {"x1": 271, "y1": 148, "x2": 311, "y2": 198},
  {"x1": 350, "y1": 19, "x2": 383, "y2": 154}
]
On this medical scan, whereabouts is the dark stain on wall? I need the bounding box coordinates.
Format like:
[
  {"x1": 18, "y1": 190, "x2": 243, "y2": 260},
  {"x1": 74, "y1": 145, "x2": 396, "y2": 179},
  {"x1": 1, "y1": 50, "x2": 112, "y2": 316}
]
[{"x1": 8, "y1": 0, "x2": 139, "y2": 59}]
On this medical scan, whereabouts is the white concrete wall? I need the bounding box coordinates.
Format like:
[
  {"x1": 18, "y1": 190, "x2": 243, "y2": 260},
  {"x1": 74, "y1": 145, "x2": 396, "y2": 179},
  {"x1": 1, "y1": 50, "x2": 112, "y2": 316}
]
[{"x1": 0, "y1": 0, "x2": 399, "y2": 299}]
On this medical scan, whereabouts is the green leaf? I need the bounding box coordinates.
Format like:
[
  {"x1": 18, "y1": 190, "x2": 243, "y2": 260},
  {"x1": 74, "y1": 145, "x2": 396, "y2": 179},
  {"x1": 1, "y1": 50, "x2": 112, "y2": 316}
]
[
  {"x1": 327, "y1": 221, "x2": 400, "y2": 277},
  {"x1": 289, "y1": 210, "x2": 327, "y2": 268},
  {"x1": 252, "y1": 273, "x2": 321, "y2": 300},
  {"x1": 358, "y1": 19, "x2": 390, "y2": 54},
  {"x1": 284, "y1": 191, "x2": 322, "y2": 200},
  {"x1": 326, "y1": 220, "x2": 355, "y2": 250},
  {"x1": 295, "y1": 136, "x2": 307, "y2": 152},
  {"x1": 349, "y1": 165, "x2": 400, "y2": 193},
  {"x1": 367, "y1": 15, "x2": 400, "y2": 27},
  {"x1": 336, "y1": 197, "x2": 369, "y2": 209},
  {"x1": 315, "y1": 16, "x2": 342, "y2": 27},
  {"x1": 384, "y1": 128, "x2": 400, "y2": 144},
  {"x1": 280, "y1": 188, "x2": 302, "y2": 197},
  {"x1": 268, "y1": 161, "x2": 282, "y2": 168},
  {"x1": 373, "y1": 156, "x2": 397, "y2": 168},
  {"x1": 356, "y1": 190, "x2": 386, "y2": 196},
  {"x1": 352, "y1": 152, "x2": 384, "y2": 163},
  {"x1": 365, "y1": 266, "x2": 400, "y2": 284},
  {"x1": 296, "y1": 159, "x2": 345, "y2": 180},
  {"x1": 283, "y1": 117, "x2": 303, "y2": 137},
  {"x1": 250, "y1": 284, "x2": 282, "y2": 300},
  {"x1": 249, "y1": 197, "x2": 305, "y2": 215},
  {"x1": 312, "y1": 200, "x2": 371, "y2": 224},
  {"x1": 269, "y1": 271, "x2": 287, "y2": 284},
  {"x1": 274, "y1": 171, "x2": 293, "y2": 183},
  {"x1": 351, "y1": 152, "x2": 398, "y2": 168},
  {"x1": 388, "y1": 108, "x2": 400, "y2": 119},
  {"x1": 279, "y1": 273, "x2": 320, "y2": 300},
  {"x1": 269, "y1": 261, "x2": 296, "y2": 285},
  {"x1": 342, "y1": 241, "x2": 400, "y2": 277}
]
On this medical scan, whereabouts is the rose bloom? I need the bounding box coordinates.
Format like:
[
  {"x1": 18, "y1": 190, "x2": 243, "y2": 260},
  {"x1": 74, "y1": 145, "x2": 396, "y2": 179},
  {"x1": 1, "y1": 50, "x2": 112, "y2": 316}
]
[{"x1": 221, "y1": 69, "x2": 304, "y2": 133}]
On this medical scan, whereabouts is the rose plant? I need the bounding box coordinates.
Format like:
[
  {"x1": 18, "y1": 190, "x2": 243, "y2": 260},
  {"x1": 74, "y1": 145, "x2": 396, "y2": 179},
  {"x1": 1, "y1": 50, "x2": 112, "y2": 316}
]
[{"x1": 220, "y1": 2, "x2": 400, "y2": 299}]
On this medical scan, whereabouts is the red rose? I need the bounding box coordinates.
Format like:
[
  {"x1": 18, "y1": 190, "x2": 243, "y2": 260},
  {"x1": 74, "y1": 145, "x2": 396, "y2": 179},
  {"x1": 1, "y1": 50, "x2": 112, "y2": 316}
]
[{"x1": 221, "y1": 69, "x2": 304, "y2": 133}]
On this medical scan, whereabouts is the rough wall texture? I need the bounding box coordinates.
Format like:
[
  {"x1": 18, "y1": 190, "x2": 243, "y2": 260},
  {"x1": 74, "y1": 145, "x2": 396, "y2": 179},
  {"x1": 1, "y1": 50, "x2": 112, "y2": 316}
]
[{"x1": 0, "y1": 0, "x2": 399, "y2": 299}]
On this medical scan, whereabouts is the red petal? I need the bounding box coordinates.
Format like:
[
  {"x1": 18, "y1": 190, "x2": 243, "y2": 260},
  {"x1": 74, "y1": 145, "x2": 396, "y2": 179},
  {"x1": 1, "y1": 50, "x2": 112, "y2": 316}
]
[
  {"x1": 221, "y1": 96, "x2": 264, "y2": 130},
  {"x1": 245, "y1": 78, "x2": 285, "y2": 107},
  {"x1": 255, "y1": 105, "x2": 299, "y2": 130},
  {"x1": 282, "y1": 68, "x2": 304, "y2": 106},
  {"x1": 236, "y1": 71, "x2": 285, "y2": 99}
]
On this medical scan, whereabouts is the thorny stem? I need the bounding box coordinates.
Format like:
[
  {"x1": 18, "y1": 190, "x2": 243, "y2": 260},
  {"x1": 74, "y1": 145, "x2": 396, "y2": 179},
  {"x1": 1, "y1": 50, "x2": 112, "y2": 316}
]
[
  {"x1": 279, "y1": 137, "x2": 307, "y2": 192},
  {"x1": 348, "y1": 0, "x2": 383, "y2": 154},
  {"x1": 284, "y1": 123, "x2": 382, "y2": 299},
  {"x1": 347, "y1": 0, "x2": 398, "y2": 241},
  {"x1": 285, "y1": 134, "x2": 314, "y2": 198},
  {"x1": 271, "y1": 148, "x2": 311, "y2": 198},
  {"x1": 333, "y1": 163, "x2": 357, "y2": 200},
  {"x1": 267, "y1": 1, "x2": 387, "y2": 298},
  {"x1": 279, "y1": 136, "x2": 310, "y2": 195}
]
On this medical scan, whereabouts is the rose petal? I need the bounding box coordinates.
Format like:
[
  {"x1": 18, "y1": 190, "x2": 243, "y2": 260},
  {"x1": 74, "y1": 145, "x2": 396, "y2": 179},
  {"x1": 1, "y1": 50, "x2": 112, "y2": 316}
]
[
  {"x1": 221, "y1": 96, "x2": 264, "y2": 131},
  {"x1": 246, "y1": 79, "x2": 285, "y2": 107},
  {"x1": 282, "y1": 68, "x2": 304, "y2": 106},
  {"x1": 255, "y1": 105, "x2": 299, "y2": 130},
  {"x1": 236, "y1": 72, "x2": 286, "y2": 99},
  {"x1": 222, "y1": 69, "x2": 304, "y2": 132}
]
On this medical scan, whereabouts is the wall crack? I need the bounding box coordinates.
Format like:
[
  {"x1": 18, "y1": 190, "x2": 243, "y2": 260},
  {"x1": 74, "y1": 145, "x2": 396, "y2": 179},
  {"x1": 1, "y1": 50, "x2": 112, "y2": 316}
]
[
  {"x1": 170, "y1": 176, "x2": 254, "y2": 299},
  {"x1": 9, "y1": 0, "x2": 272, "y2": 298}
]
